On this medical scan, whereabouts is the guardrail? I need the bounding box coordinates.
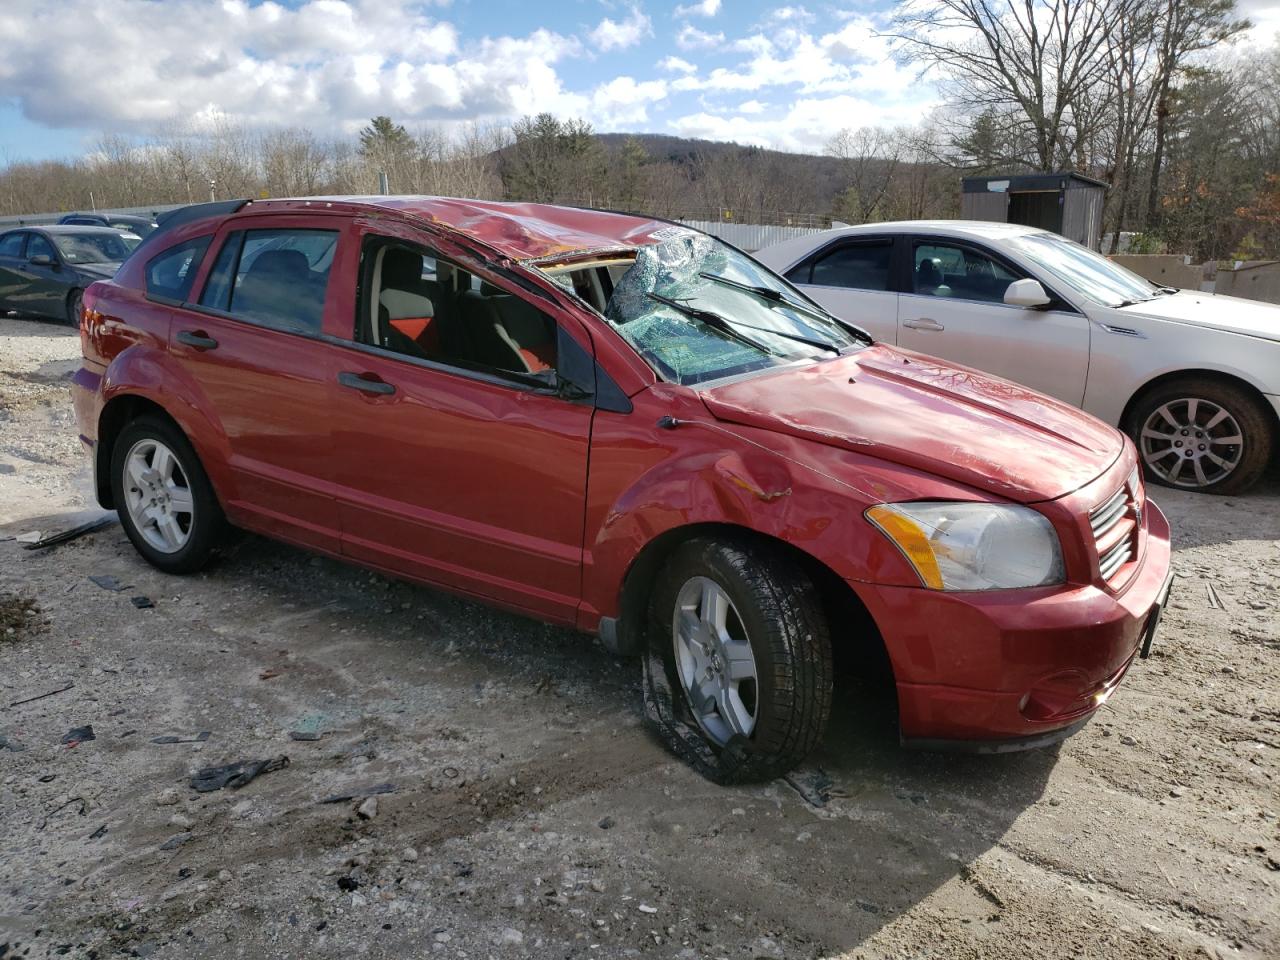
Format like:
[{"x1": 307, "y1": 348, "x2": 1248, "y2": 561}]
[{"x1": 0, "y1": 204, "x2": 185, "y2": 228}]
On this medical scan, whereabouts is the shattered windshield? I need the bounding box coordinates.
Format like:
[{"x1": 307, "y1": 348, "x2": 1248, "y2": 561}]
[{"x1": 604, "y1": 231, "x2": 861, "y2": 385}]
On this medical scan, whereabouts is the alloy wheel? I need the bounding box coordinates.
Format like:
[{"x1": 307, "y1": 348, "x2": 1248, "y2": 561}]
[
  {"x1": 123, "y1": 438, "x2": 195, "y2": 553},
  {"x1": 1139, "y1": 397, "x2": 1244, "y2": 489},
  {"x1": 671, "y1": 576, "x2": 759, "y2": 745}
]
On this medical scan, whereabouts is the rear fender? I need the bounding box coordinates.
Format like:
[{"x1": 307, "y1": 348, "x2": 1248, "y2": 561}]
[{"x1": 99, "y1": 342, "x2": 236, "y2": 504}]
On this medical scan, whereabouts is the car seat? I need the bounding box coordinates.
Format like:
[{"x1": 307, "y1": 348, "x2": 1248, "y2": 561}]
[{"x1": 915, "y1": 257, "x2": 952, "y2": 297}]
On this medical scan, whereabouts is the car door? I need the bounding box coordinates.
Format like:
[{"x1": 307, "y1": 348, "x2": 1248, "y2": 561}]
[
  {"x1": 326, "y1": 227, "x2": 594, "y2": 623},
  {"x1": 165, "y1": 213, "x2": 356, "y2": 553},
  {"x1": 0, "y1": 231, "x2": 27, "y2": 307},
  {"x1": 781, "y1": 236, "x2": 899, "y2": 343},
  {"x1": 897, "y1": 237, "x2": 1090, "y2": 405},
  {"x1": 24, "y1": 233, "x2": 70, "y2": 318}
]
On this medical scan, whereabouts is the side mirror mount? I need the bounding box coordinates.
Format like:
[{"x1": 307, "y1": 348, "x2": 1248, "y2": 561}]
[
  {"x1": 1004, "y1": 278, "x2": 1051, "y2": 309},
  {"x1": 29, "y1": 253, "x2": 56, "y2": 268}
]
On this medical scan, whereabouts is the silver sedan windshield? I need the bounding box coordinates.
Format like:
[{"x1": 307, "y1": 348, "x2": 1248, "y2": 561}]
[{"x1": 1008, "y1": 232, "x2": 1158, "y2": 307}]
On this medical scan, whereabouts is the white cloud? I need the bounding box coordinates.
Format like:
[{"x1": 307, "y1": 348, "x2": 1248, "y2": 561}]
[
  {"x1": 672, "y1": 15, "x2": 920, "y2": 99},
  {"x1": 657, "y1": 55, "x2": 697, "y2": 74},
  {"x1": 589, "y1": 5, "x2": 653, "y2": 52},
  {"x1": 676, "y1": 24, "x2": 725, "y2": 51},
  {"x1": 674, "y1": 0, "x2": 722, "y2": 17},
  {"x1": 590, "y1": 76, "x2": 669, "y2": 127},
  {"x1": 671, "y1": 91, "x2": 937, "y2": 151},
  {"x1": 0, "y1": 0, "x2": 594, "y2": 134},
  {"x1": 737, "y1": 99, "x2": 767, "y2": 114}
]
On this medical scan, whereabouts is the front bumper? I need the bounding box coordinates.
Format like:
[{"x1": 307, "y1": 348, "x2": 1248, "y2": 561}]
[{"x1": 852, "y1": 499, "x2": 1172, "y2": 747}]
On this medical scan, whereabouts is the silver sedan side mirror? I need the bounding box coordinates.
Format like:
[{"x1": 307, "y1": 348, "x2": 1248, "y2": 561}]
[{"x1": 1004, "y1": 278, "x2": 1052, "y2": 308}]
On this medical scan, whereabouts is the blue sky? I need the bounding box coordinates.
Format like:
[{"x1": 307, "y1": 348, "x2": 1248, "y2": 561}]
[{"x1": 1, "y1": 0, "x2": 1278, "y2": 162}]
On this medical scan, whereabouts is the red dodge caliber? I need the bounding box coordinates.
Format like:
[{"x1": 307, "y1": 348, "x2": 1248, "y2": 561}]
[{"x1": 71, "y1": 197, "x2": 1174, "y2": 782}]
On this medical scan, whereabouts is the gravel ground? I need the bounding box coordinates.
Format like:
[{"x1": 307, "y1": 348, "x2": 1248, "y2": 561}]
[{"x1": 0, "y1": 314, "x2": 1277, "y2": 960}]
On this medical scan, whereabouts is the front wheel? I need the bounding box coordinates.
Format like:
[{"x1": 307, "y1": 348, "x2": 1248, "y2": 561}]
[
  {"x1": 1125, "y1": 377, "x2": 1273, "y2": 495},
  {"x1": 644, "y1": 537, "x2": 833, "y2": 783},
  {"x1": 110, "y1": 416, "x2": 225, "y2": 574}
]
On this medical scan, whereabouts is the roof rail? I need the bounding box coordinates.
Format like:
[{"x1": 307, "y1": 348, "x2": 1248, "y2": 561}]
[{"x1": 128, "y1": 199, "x2": 252, "y2": 260}]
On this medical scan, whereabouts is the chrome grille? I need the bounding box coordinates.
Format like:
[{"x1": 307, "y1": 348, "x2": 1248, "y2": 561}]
[{"x1": 1091, "y1": 472, "x2": 1141, "y2": 584}]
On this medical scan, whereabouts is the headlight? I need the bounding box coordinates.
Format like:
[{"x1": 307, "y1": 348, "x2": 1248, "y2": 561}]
[{"x1": 866, "y1": 502, "x2": 1064, "y2": 591}]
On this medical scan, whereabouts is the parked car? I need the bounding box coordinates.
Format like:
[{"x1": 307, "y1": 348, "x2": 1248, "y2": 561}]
[
  {"x1": 58, "y1": 212, "x2": 159, "y2": 237},
  {"x1": 0, "y1": 225, "x2": 130, "y2": 323},
  {"x1": 755, "y1": 221, "x2": 1280, "y2": 494},
  {"x1": 72, "y1": 198, "x2": 1173, "y2": 782}
]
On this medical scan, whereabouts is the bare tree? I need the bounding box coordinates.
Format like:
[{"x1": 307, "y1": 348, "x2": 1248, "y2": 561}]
[
  {"x1": 1143, "y1": 0, "x2": 1250, "y2": 225},
  {"x1": 892, "y1": 0, "x2": 1127, "y2": 171},
  {"x1": 826, "y1": 127, "x2": 903, "y2": 222}
]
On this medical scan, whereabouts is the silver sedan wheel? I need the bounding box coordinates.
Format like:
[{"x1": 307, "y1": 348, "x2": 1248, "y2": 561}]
[
  {"x1": 1139, "y1": 397, "x2": 1244, "y2": 489},
  {"x1": 122, "y1": 438, "x2": 195, "y2": 554},
  {"x1": 672, "y1": 576, "x2": 759, "y2": 745}
]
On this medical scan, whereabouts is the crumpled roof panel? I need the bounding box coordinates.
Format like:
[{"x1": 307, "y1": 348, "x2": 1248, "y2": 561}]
[{"x1": 264, "y1": 196, "x2": 674, "y2": 262}]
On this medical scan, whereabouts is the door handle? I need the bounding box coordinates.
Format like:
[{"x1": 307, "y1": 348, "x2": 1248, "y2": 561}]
[
  {"x1": 176, "y1": 330, "x2": 218, "y2": 350},
  {"x1": 902, "y1": 318, "x2": 945, "y2": 331},
  {"x1": 338, "y1": 371, "x2": 396, "y2": 396}
]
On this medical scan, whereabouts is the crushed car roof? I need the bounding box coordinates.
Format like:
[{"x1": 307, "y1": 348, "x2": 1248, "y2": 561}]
[{"x1": 247, "y1": 196, "x2": 678, "y2": 262}]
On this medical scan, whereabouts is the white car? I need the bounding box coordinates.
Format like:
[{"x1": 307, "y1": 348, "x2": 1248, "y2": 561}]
[{"x1": 756, "y1": 220, "x2": 1280, "y2": 494}]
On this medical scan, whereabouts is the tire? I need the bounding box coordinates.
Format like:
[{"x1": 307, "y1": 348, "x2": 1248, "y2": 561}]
[
  {"x1": 644, "y1": 536, "x2": 833, "y2": 783},
  {"x1": 1124, "y1": 377, "x2": 1274, "y2": 495},
  {"x1": 65, "y1": 289, "x2": 83, "y2": 327},
  {"x1": 110, "y1": 415, "x2": 226, "y2": 574}
]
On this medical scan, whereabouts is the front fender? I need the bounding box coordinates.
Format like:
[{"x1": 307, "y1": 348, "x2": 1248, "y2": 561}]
[{"x1": 578, "y1": 387, "x2": 990, "y2": 627}]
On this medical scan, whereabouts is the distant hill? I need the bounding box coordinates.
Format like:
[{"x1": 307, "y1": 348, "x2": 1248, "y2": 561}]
[{"x1": 595, "y1": 132, "x2": 852, "y2": 214}]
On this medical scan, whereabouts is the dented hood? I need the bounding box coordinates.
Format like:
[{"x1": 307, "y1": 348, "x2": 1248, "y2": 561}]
[{"x1": 699, "y1": 345, "x2": 1124, "y2": 503}]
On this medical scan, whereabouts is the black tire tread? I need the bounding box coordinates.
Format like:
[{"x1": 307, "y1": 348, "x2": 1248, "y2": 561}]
[{"x1": 649, "y1": 535, "x2": 833, "y2": 783}]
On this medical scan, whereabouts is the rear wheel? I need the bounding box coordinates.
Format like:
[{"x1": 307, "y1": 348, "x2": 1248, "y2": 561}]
[
  {"x1": 110, "y1": 416, "x2": 225, "y2": 573},
  {"x1": 645, "y1": 537, "x2": 832, "y2": 783},
  {"x1": 66, "y1": 289, "x2": 83, "y2": 326},
  {"x1": 1125, "y1": 377, "x2": 1273, "y2": 495}
]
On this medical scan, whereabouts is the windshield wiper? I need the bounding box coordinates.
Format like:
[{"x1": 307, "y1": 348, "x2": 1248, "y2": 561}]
[
  {"x1": 1117, "y1": 294, "x2": 1162, "y2": 307},
  {"x1": 646, "y1": 292, "x2": 838, "y2": 355},
  {"x1": 698, "y1": 272, "x2": 872, "y2": 344},
  {"x1": 646, "y1": 293, "x2": 779, "y2": 355}
]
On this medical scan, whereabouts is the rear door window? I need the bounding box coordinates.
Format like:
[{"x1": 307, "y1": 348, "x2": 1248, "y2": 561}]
[
  {"x1": 145, "y1": 236, "x2": 212, "y2": 301},
  {"x1": 802, "y1": 241, "x2": 894, "y2": 291},
  {"x1": 201, "y1": 229, "x2": 337, "y2": 334}
]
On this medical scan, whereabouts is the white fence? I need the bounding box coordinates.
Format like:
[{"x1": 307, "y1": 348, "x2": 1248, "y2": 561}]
[{"x1": 677, "y1": 219, "x2": 834, "y2": 253}]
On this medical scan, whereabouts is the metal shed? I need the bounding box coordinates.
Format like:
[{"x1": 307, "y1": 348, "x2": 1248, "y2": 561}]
[{"x1": 961, "y1": 172, "x2": 1108, "y2": 249}]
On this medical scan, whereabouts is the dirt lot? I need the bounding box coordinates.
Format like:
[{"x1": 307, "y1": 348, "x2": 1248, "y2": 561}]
[{"x1": 0, "y1": 314, "x2": 1277, "y2": 960}]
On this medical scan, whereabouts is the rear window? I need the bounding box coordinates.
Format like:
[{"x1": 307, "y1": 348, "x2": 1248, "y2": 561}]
[
  {"x1": 0, "y1": 233, "x2": 25, "y2": 258},
  {"x1": 145, "y1": 236, "x2": 211, "y2": 301}
]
